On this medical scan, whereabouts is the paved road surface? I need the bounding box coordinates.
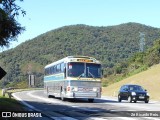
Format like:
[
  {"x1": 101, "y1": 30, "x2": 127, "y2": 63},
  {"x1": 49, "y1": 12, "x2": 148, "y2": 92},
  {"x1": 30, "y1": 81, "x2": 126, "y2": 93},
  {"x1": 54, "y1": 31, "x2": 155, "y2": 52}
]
[{"x1": 11, "y1": 90, "x2": 160, "y2": 120}]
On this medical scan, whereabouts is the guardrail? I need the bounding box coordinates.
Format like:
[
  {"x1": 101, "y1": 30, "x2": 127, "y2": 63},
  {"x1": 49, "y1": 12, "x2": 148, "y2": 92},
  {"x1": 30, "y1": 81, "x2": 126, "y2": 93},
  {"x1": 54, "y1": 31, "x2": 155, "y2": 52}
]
[{"x1": 2, "y1": 87, "x2": 19, "y2": 98}]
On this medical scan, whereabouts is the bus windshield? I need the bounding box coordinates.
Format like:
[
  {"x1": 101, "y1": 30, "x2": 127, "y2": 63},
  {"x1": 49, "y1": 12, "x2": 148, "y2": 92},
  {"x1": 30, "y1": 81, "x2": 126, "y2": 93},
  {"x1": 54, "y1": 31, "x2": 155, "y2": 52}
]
[{"x1": 68, "y1": 62, "x2": 101, "y2": 78}]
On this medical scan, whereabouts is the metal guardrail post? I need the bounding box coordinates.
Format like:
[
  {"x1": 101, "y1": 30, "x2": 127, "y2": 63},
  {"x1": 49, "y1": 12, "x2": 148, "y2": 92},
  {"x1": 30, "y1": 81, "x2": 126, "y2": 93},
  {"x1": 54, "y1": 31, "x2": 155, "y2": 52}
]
[
  {"x1": 8, "y1": 92, "x2": 12, "y2": 98},
  {"x1": 2, "y1": 87, "x2": 17, "y2": 98},
  {"x1": 2, "y1": 89, "x2": 6, "y2": 97}
]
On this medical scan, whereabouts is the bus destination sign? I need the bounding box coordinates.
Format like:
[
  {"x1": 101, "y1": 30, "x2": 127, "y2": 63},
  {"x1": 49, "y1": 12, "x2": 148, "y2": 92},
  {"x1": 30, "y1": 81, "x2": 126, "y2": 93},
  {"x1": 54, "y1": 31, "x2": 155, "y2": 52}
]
[{"x1": 77, "y1": 59, "x2": 93, "y2": 62}]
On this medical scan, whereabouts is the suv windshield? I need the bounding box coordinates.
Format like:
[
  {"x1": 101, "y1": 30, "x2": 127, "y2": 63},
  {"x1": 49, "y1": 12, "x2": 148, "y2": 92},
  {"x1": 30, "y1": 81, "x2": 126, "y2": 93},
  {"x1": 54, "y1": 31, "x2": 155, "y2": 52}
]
[
  {"x1": 129, "y1": 85, "x2": 144, "y2": 91},
  {"x1": 68, "y1": 62, "x2": 101, "y2": 78}
]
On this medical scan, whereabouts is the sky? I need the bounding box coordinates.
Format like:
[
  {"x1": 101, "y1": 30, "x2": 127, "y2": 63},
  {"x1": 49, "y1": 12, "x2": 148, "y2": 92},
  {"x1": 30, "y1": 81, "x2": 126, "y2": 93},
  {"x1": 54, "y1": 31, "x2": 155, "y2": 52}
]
[{"x1": 1, "y1": 0, "x2": 160, "y2": 51}]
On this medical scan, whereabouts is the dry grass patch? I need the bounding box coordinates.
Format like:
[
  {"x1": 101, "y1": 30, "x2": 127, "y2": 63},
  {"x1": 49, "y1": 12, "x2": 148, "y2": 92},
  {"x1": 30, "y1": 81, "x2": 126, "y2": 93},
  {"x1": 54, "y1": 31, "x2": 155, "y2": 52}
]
[{"x1": 102, "y1": 64, "x2": 160, "y2": 101}]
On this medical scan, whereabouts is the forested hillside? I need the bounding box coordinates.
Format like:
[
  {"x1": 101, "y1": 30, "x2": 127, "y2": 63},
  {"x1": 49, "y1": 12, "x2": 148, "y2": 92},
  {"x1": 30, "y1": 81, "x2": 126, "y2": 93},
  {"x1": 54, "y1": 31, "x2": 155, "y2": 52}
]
[
  {"x1": 103, "y1": 39, "x2": 160, "y2": 86},
  {"x1": 0, "y1": 22, "x2": 160, "y2": 88}
]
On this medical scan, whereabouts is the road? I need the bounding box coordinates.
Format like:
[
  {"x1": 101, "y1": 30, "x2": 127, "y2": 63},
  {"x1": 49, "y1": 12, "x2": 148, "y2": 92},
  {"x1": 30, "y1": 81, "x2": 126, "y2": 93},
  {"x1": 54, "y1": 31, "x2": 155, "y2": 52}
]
[{"x1": 12, "y1": 90, "x2": 160, "y2": 120}]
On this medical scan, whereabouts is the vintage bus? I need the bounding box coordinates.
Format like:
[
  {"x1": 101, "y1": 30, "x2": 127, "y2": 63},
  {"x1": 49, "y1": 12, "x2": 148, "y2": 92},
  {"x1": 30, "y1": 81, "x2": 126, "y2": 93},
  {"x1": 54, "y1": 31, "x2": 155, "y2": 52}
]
[{"x1": 44, "y1": 56, "x2": 102, "y2": 102}]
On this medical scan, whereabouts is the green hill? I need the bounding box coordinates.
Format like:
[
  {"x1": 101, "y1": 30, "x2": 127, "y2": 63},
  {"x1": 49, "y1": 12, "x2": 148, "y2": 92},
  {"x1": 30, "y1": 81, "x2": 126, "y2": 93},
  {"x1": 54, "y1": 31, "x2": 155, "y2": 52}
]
[
  {"x1": 0, "y1": 22, "x2": 160, "y2": 88},
  {"x1": 103, "y1": 39, "x2": 160, "y2": 86},
  {"x1": 102, "y1": 64, "x2": 160, "y2": 101}
]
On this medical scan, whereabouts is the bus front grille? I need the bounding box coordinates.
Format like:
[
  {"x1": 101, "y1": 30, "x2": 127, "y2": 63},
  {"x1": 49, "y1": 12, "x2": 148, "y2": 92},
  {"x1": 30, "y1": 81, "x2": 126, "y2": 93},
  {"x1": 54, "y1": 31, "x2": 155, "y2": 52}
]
[{"x1": 73, "y1": 92, "x2": 97, "y2": 98}]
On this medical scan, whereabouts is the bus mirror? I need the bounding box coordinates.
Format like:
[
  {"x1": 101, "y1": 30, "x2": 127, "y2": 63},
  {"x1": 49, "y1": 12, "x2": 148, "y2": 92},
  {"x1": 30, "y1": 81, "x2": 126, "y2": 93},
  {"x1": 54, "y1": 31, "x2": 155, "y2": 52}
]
[{"x1": 101, "y1": 69, "x2": 104, "y2": 77}]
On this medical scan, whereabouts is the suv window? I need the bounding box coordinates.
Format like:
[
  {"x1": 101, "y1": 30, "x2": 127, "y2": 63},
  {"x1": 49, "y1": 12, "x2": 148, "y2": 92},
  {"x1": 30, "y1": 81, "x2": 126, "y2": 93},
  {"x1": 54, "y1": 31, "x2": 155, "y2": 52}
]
[
  {"x1": 129, "y1": 85, "x2": 144, "y2": 91},
  {"x1": 120, "y1": 85, "x2": 127, "y2": 91},
  {"x1": 120, "y1": 85, "x2": 124, "y2": 91}
]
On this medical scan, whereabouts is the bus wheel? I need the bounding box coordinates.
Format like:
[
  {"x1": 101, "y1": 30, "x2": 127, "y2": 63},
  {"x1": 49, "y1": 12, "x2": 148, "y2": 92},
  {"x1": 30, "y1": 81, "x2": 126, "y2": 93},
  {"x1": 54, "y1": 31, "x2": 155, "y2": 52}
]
[
  {"x1": 47, "y1": 92, "x2": 51, "y2": 98},
  {"x1": 61, "y1": 95, "x2": 66, "y2": 101},
  {"x1": 48, "y1": 95, "x2": 55, "y2": 98},
  {"x1": 48, "y1": 95, "x2": 52, "y2": 98},
  {"x1": 88, "y1": 99, "x2": 94, "y2": 102},
  {"x1": 60, "y1": 92, "x2": 66, "y2": 101}
]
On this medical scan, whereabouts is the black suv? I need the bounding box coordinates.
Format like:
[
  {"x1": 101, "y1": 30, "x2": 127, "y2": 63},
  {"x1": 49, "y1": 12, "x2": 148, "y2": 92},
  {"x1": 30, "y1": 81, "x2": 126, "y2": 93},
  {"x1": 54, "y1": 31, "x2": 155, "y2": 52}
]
[{"x1": 118, "y1": 84, "x2": 149, "y2": 103}]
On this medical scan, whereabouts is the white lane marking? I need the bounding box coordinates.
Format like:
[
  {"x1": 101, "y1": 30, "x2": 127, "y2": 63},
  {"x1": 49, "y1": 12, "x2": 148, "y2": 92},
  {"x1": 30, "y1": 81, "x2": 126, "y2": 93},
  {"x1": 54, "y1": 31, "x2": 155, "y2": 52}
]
[
  {"x1": 27, "y1": 91, "x2": 65, "y2": 104},
  {"x1": 142, "y1": 117, "x2": 160, "y2": 120},
  {"x1": 29, "y1": 91, "x2": 160, "y2": 112},
  {"x1": 117, "y1": 117, "x2": 137, "y2": 120},
  {"x1": 98, "y1": 97, "x2": 160, "y2": 111},
  {"x1": 101, "y1": 96, "x2": 160, "y2": 104},
  {"x1": 13, "y1": 92, "x2": 78, "y2": 120},
  {"x1": 87, "y1": 117, "x2": 108, "y2": 120},
  {"x1": 71, "y1": 106, "x2": 79, "y2": 108},
  {"x1": 16, "y1": 91, "x2": 160, "y2": 120},
  {"x1": 12, "y1": 93, "x2": 36, "y2": 110},
  {"x1": 26, "y1": 91, "x2": 146, "y2": 116}
]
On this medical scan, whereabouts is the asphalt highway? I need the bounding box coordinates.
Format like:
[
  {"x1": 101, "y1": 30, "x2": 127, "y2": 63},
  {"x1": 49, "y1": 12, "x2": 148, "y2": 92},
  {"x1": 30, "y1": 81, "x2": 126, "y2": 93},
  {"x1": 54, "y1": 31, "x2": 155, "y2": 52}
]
[{"x1": 12, "y1": 90, "x2": 160, "y2": 120}]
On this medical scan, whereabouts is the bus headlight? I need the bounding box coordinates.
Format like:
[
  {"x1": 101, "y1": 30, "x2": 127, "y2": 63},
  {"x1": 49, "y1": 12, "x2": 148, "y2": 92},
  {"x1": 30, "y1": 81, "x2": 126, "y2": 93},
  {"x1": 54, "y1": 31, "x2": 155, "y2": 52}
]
[
  {"x1": 93, "y1": 87, "x2": 98, "y2": 92},
  {"x1": 72, "y1": 87, "x2": 78, "y2": 91}
]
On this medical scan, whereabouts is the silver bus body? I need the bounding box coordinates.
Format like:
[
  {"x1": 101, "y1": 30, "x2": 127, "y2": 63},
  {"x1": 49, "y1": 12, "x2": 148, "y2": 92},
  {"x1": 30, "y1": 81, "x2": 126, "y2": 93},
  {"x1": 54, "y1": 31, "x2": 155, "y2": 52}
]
[{"x1": 44, "y1": 56, "x2": 102, "y2": 102}]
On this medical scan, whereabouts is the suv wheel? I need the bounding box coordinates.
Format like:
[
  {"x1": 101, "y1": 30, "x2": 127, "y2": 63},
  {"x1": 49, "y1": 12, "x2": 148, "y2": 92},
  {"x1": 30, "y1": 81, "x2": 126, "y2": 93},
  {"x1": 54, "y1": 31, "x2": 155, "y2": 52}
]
[
  {"x1": 145, "y1": 100, "x2": 149, "y2": 103},
  {"x1": 118, "y1": 95, "x2": 122, "y2": 102},
  {"x1": 128, "y1": 96, "x2": 132, "y2": 103}
]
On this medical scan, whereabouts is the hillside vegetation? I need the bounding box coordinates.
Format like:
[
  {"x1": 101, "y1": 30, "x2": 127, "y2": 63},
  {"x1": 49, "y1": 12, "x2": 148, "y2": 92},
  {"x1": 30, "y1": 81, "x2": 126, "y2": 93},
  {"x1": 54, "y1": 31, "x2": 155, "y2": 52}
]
[
  {"x1": 102, "y1": 64, "x2": 160, "y2": 101},
  {"x1": 104, "y1": 39, "x2": 160, "y2": 101},
  {"x1": 103, "y1": 39, "x2": 160, "y2": 86},
  {"x1": 0, "y1": 22, "x2": 160, "y2": 88}
]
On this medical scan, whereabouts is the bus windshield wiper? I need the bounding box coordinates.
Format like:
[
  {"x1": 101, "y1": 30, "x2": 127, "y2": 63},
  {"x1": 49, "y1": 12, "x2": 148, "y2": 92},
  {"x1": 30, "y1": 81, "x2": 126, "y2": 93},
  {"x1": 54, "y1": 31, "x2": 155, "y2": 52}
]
[
  {"x1": 77, "y1": 73, "x2": 85, "y2": 80},
  {"x1": 87, "y1": 67, "x2": 96, "y2": 80},
  {"x1": 88, "y1": 71, "x2": 95, "y2": 78}
]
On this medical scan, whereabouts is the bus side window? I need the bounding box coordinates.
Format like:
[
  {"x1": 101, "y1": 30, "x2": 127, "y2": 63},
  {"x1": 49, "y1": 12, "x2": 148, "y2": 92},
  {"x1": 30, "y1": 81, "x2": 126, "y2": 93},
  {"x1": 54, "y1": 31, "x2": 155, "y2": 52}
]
[
  {"x1": 57, "y1": 64, "x2": 61, "y2": 73},
  {"x1": 52, "y1": 67, "x2": 54, "y2": 74},
  {"x1": 61, "y1": 63, "x2": 64, "y2": 72},
  {"x1": 56, "y1": 65, "x2": 58, "y2": 73},
  {"x1": 64, "y1": 67, "x2": 66, "y2": 78},
  {"x1": 49, "y1": 67, "x2": 52, "y2": 75},
  {"x1": 46, "y1": 68, "x2": 48, "y2": 75},
  {"x1": 45, "y1": 69, "x2": 47, "y2": 75},
  {"x1": 53, "y1": 66, "x2": 55, "y2": 74},
  {"x1": 64, "y1": 63, "x2": 66, "y2": 78}
]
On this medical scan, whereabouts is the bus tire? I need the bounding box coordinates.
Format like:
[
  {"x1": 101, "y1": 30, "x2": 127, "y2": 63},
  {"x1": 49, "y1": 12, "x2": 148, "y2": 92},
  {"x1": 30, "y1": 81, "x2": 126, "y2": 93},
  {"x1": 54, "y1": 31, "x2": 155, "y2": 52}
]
[
  {"x1": 60, "y1": 93, "x2": 66, "y2": 101},
  {"x1": 47, "y1": 92, "x2": 51, "y2": 98},
  {"x1": 48, "y1": 95, "x2": 52, "y2": 98},
  {"x1": 60, "y1": 88, "x2": 66, "y2": 101}
]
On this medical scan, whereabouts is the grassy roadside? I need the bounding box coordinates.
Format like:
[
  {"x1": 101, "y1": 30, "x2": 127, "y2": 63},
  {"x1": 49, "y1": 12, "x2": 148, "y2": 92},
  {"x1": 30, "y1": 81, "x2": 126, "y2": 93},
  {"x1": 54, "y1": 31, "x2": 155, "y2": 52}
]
[
  {"x1": 0, "y1": 89, "x2": 33, "y2": 120},
  {"x1": 0, "y1": 88, "x2": 43, "y2": 111},
  {"x1": 0, "y1": 88, "x2": 44, "y2": 120},
  {"x1": 0, "y1": 89, "x2": 26, "y2": 111},
  {"x1": 102, "y1": 64, "x2": 160, "y2": 101}
]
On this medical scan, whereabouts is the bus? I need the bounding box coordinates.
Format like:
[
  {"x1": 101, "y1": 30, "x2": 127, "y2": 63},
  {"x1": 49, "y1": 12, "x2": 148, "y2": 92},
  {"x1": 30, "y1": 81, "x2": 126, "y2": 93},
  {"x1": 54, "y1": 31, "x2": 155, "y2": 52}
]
[{"x1": 44, "y1": 56, "x2": 102, "y2": 102}]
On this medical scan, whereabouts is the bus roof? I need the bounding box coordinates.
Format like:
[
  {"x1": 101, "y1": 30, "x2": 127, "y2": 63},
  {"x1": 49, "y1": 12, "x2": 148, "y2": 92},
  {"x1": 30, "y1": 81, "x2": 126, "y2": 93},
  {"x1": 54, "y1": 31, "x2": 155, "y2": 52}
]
[{"x1": 44, "y1": 56, "x2": 101, "y2": 68}]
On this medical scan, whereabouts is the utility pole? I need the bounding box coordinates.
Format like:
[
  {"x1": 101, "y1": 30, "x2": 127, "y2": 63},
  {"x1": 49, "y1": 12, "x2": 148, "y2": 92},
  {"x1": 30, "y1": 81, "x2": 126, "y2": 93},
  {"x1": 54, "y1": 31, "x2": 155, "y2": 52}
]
[{"x1": 139, "y1": 32, "x2": 145, "y2": 52}]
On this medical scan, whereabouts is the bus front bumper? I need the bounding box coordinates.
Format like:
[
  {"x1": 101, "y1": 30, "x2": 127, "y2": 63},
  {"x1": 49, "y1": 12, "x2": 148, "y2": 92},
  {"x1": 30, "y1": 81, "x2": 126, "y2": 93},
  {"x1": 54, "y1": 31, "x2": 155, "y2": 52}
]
[{"x1": 66, "y1": 92, "x2": 101, "y2": 98}]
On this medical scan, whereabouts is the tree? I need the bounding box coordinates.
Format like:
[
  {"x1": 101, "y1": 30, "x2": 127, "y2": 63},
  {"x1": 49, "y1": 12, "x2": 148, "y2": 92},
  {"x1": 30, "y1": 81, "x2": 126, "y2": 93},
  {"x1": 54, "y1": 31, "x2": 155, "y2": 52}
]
[{"x1": 0, "y1": 0, "x2": 26, "y2": 47}]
